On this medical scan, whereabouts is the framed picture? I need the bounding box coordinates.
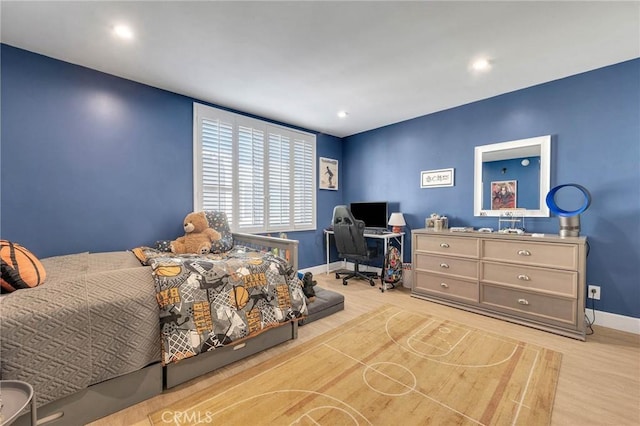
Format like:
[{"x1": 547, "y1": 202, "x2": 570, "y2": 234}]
[
  {"x1": 319, "y1": 157, "x2": 338, "y2": 190},
  {"x1": 420, "y1": 168, "x2": 454, "y2": 188},
  {"x1": 491, "y1": 180, "x2": 517, "y2": 210}
]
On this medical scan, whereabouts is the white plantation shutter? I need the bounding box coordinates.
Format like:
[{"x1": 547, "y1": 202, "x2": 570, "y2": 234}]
[
  {"x1": 197, "y1": 115, "x2": 234, "y2": 224},
  {"x1": 237, "y1": 124, "x2": 265, "y2": 231},
  {"x1": 267, "y1": 130, "x2": 291, "y2": 229},
  {"x1": 293, "y1": 136, "x2": 315, "y2": 228},
  {"x1": 194, "y1": 103, "x2": 316, "y2": 233}
]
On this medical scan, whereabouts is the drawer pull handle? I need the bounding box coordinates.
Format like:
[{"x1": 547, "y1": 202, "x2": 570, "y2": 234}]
[
  {"x1": 440, "y1": 243, "x2": 450, "y2": 248},
  {"x1": 517, "y1": 250, "x2": 531, "y2": 256},
  {"x1": 440, "y1": 263, "x2": 450, "y2": 269},
  {"x1": 518, "y1": 298, "x2": 529, "y2": 305},
  {"x1": 517, "y1": 274, "x2": 530, "y2": 281},
  {"x1": 440, "y1": 282, "x2": 449, "y2": 288}
]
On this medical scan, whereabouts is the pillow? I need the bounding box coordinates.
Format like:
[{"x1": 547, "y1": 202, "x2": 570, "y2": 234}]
[
  {"x1": 0, "y1": 240, "x2": 47, "y2": 293},
  {"x1": 203, "y1": 210, "x2": 234, "y2": 253}
]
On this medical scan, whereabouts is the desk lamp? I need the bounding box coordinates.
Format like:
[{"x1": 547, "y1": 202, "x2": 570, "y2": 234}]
[{"x1": 388, "y1": 213, "x2": 406, "y2": 233}]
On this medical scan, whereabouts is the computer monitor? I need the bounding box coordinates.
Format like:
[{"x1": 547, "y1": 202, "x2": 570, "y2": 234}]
[{"x1": 349, "y1": 201, "x2": 389, "y2": 229}]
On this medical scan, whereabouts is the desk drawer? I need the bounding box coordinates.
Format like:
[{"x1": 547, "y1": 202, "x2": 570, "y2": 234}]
[
  {"x1": 414, "y1": 271, "x2": 478, "y2": 303},
  {"x1": 481, "y1": 283, "x2": 577, "y2": 326},
  {"x1": 415, "y1": 253, "x2": 478, "y2": 280},
  {"x1": 482, "y1": 262, "x2": 577, "y2": 298},
  {"x1": 482, "y1": 240, "x2": 578, "y2": 270},
  {"x1": 415, "y1": 234, "x2": 479, "y2": 258}
]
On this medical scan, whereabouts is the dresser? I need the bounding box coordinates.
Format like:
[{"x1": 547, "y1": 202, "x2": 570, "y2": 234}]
[{"x1": 411, "y1": 229, "x2": 587, "y2": 340}]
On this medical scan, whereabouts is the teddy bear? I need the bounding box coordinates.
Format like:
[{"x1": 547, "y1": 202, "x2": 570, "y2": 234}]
[{"x1": 170, "y1": 211, "x2": 221, "y2": 255}]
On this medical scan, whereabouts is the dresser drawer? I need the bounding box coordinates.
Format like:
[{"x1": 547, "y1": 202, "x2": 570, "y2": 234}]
[
  {"x1": 415, "y1": 253, "x2": 478, "y2": 279},
  {"x1": 482, "y1": 262, "x2": 577, "y2": 297},
  {"x1": 414, "y1": 234, "x2": 479, "y2": 258},
  {"x1": 410, "y1": 229, "x2": 586, "y2": 340},
  {"x1": 414, "y1": 272, "x2": 478, "y2": 303},
  {"x1": 482, "y1": 240, "x2": 578, "y2": 270},
  {"x1": 481, "y1": 283, "x2": 577, "y2": 326}
]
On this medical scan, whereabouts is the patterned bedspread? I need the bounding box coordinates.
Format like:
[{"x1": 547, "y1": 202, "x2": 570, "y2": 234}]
[{"x1": 133, "y1": 246, "x2": 308, "y2": 365}]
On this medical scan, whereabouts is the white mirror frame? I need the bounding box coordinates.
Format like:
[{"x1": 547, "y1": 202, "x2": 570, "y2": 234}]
[{"x1": 474, "y1": 135, "x2": 551, "y2": 217}]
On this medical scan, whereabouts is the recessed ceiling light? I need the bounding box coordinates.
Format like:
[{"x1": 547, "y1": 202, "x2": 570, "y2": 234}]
[
  {"x1": 471, "y1": 58, "x2": 491, "y2": 71},
  {"x1": 113, "y1": 25, "x2": 134, "y2": 40},
  {"x1": 337, "y1": 111, "x2": 348, "y2": 118}
]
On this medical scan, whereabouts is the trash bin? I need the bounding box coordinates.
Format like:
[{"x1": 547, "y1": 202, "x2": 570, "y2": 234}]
[{"x1": 402, "y1": 263, "x2": 412, "y2": 288}]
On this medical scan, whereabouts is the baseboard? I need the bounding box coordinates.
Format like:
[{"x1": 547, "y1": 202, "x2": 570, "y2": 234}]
[
  {"x1": 303, "y1": 263, "x2": 640, "y2": 336},
  {"x1": 299, "y1": 263, "x2": 339, "y2": 276},
  {"x1": 587, "y1": 309, "x2": 640, "y2": 335},
  {"x1": 300, "y1": 262, "x2": 382, "y2": 277}
]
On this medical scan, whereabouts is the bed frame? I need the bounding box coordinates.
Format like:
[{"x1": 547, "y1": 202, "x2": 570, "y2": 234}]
[{"x1": 14, "y1": 233, "x2": 299, "y2": 426}]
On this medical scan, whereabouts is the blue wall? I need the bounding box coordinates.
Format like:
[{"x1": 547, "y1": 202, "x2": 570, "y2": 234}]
[
  {"x1": 1, "y1": 45, "x2": 193, "y2": 254},
  {"x1": 343, "y1": 59, "x2": 640, "y2": 319},
  {"x1": 0, "y1": 44, "x2": 341, "y2": 267},
  {"x1": 2, "y1": 44, "x2": 638, "y2": 319}
]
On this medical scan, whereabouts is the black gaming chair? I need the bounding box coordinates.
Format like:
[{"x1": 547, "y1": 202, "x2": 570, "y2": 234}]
[{"x1": 332, "y1": 205, "x2": 379, "y2": 286}]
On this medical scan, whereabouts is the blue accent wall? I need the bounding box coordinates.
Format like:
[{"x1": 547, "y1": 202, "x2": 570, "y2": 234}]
[
  {"x1": 0, "y1": 44, "x2": 340, "y2": 268},
  {"x1": 1, "y1": 44, "x2": 194, "y2": 254},
  {"x1": 344, "y1": 59, "x2": 640, "y2": 319},
  {"x1": 301, "y1": 133, "x2": 343, "y2": 268},
  {"x1": 2, "y1": 44, "x2": 638, "y2": 319}
]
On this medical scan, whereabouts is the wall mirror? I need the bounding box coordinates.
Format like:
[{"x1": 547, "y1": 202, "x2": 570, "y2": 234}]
[{"x1": 474, "y1": 135, "x2": 551, "y2": 217}]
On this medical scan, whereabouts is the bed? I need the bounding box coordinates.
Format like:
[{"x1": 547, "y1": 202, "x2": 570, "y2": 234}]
[{"x1": 0, "y1": 218, "x2": 304, "y2": 426}]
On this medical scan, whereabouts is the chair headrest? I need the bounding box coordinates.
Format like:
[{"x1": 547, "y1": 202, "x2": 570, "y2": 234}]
[{"x1": 332, "y1": 205, "x2": 364, "y2": 229}]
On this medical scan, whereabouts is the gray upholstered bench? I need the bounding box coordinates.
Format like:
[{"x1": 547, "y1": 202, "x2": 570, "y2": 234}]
[{"x1": 299, "y1": 287, "x2": 345, "y2": 325}]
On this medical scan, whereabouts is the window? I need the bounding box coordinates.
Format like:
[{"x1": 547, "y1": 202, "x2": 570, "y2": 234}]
[{"x1": 194, "y1": 103, "x2": 316, "y2": 233}]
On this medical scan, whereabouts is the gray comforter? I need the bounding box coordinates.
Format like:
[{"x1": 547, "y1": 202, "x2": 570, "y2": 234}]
[{"x1": 0, "y1": 251, "x2": 161, "y2": 408}]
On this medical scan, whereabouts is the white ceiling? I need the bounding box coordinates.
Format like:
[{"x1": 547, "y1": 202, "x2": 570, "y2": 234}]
[{"x1": 1, "y1": 1, "x2": 639, "y2": 138}]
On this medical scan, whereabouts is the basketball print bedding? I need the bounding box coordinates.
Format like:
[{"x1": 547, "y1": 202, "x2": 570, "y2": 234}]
[{"x1": 133, "y1": 246, "x2": 308, "y2": 365}]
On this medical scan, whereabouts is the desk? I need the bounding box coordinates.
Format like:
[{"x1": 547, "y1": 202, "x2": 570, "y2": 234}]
[{"x1": 324, "y1": 230, "x2": 404, "y2": 274}]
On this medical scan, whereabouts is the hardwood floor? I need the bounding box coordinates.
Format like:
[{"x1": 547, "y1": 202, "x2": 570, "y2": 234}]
[{"x1": 89, "y1": 273, "x2": 640, "y2": 426}]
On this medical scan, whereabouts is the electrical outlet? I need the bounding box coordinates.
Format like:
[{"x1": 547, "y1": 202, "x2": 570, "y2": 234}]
[{"x1": 588, "y1": 285, "x2": 601, "y2": 300}]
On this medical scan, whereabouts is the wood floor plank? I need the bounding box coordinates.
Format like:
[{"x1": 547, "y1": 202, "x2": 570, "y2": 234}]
[
  {"x1": 88, "y1": 274, "x2": 640, "y2": 426},
  {"x1": 148, "y1": 305, "x2": 559, "y2": 425}
]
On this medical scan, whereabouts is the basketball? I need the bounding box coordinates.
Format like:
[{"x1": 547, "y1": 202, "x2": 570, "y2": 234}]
[
  {"x1": 155, "y1": 264, "x2": 182, "y2": 277},
  {"x1": 231, "y1": 286, "x2": 249, "y2": 309},
  {"x1": 0, "y1": 240, "x2": 47, "y2": 293}
]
